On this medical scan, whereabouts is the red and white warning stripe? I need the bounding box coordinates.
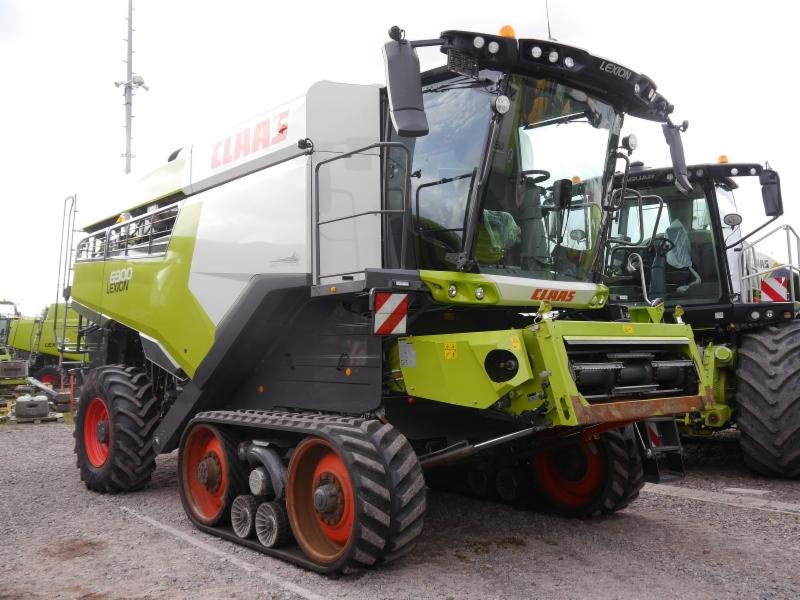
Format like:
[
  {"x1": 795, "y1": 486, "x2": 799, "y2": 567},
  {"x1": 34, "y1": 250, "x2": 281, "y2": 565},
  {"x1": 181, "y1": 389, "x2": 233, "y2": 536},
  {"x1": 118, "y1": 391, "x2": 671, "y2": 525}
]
[
  {"x1": 373, "y1": 292, "x2": 408, "y2": 335},
  {"x1": 646, "y1": 421, "x2": 662, "y2": 448},
  {"x1": 761, "y1": 276, "x2": 788, "y2": 302}
]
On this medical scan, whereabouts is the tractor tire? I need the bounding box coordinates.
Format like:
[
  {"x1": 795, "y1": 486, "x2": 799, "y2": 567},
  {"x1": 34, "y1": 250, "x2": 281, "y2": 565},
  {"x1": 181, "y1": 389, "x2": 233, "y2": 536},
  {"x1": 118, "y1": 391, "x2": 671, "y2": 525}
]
[
  {"x1": 530, "y1": 425, "x2": 644, "y2": 517},
  {"x1": 736, "y1": 321, "x2": 800, "y2": 478},
  {"x1": 34, "y1": 365, "x2": 62, "y2": 387},
  {"x1": 74, "y1": 365, "x2": 161, "y2": 493}
]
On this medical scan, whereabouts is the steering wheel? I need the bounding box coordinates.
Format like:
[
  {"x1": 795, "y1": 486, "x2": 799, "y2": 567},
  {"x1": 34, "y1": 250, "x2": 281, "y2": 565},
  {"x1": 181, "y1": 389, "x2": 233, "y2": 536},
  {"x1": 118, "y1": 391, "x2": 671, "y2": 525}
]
[
  {"x1": 651, "y1": 235, "x2": 675, "y2": 254},
  {"x1": 518, "y1": 169, "x2": 551, "y2": 185}
]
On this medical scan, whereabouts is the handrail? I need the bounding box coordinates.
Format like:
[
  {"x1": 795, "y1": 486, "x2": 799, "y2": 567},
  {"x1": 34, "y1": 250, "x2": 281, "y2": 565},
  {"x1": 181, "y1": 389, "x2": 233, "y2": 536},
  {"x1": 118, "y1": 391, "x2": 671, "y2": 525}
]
[
  {"x1": 75, "y1": 203, "x2": 181, "y2": 261},
  {"x1": 313, "y1": 141, "x2": 412, "y2": 285},
  {"x1": 54, "y1": 195, "x2": 77, "y2": 362},
  {"x1": 606, "y1": 192, "x2": 665, "y2": 269},
  {"x1": 737, "y1": 224, "x2": 800, "y2": 304}
]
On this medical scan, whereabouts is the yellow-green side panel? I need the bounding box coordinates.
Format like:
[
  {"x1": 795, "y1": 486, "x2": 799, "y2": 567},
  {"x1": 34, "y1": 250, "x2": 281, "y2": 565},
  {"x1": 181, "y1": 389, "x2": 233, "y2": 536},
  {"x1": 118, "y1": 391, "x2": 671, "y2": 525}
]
[{"x1": 72, "y1": 202, "x2": 215, "y2": 377}]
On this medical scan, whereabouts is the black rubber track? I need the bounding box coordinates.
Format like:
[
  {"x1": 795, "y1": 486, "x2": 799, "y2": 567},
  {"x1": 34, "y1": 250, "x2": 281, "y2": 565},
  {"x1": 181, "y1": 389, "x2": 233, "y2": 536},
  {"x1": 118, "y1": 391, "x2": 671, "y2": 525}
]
[
  {"x1": 187, "y1": 410, "x2": 426, "y2": 573},
  {"x1": 736, "y1": 320, "x2": 800, "y2": 478},
  {"x1": 532, "y1": 425, "x2": 645, "y2": 517},
  {"x1": 361, "y1": 420, "x2": 426, "y2": 563},
  {"x1": 74, "y1": 365, "x2": 161, "y2": 493}
]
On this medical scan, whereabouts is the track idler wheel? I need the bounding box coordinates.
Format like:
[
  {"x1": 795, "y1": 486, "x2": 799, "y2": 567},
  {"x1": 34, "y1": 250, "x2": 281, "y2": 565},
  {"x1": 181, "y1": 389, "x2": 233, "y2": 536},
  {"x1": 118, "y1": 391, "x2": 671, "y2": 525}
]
[{"x1": 178, "y1": 423, "x2": 248, "y2": 526}]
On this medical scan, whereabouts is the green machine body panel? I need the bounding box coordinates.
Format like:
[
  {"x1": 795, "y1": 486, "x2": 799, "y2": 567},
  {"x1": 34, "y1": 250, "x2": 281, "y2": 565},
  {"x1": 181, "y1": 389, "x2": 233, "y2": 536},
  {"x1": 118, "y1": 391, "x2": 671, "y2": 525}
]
[
  {"x1": 71, "y1": 202, "x2": 215, "y2": 377},
  {"x1": 7, "y1": 304, "x2": 86, "y2": 363},
  {"x1": 392, "y1": 316, "x2": 712, "y2": 428}
]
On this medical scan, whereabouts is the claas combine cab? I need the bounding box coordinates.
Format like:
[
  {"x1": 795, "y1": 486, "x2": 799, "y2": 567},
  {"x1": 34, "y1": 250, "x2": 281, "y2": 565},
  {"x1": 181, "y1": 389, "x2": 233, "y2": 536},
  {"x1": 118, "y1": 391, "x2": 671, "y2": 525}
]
[
  {"x1": 604, "y1": 160, "x2": 800, "y2": 477},
  {"x1": 69, "y1": 27, "x2": 711, "y2": 572}
]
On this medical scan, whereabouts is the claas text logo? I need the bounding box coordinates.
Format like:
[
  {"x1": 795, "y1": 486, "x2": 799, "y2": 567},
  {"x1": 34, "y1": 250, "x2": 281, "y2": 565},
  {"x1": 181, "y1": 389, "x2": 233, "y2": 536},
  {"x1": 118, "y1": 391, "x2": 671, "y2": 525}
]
[{"x1": 530, "y1": 288, "x2": 576, "y2": 302}]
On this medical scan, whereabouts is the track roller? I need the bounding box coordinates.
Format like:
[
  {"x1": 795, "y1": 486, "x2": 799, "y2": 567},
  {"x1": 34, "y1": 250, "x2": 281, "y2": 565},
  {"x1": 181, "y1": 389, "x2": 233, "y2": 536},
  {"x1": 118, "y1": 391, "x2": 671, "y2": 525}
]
[
  {"x1": 495, "y1": 466, "x2": 525, "y2": 503},
  {"x1": 179, "y1": 410, "x2": 425, "y2": 573},
  {"x1": 231, "y1": 495, "x2": 258, "y2": 539},
  {"x1": 256, "y1": 501, "x2": 293, "y2": 548}
]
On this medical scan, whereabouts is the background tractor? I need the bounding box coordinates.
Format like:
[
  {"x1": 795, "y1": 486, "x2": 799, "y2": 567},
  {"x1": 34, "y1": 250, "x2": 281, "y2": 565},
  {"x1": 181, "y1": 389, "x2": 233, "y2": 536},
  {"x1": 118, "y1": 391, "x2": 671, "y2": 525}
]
[
  {"x1": 66, "y1": 26, "x2": 709, "y2": 573},
  {"x1": 603, "y1": 159, "x2": 799, "y2": 477}
]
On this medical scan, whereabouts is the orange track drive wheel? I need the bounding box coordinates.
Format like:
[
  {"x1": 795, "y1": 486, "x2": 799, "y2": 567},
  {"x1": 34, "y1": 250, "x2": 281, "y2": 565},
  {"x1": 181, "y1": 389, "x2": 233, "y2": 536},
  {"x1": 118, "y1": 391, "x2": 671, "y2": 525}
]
[
  {"x1": 180, "y1": 423, "x2": 243, "y2": 526},
  {"x1": 286, "y1": 437, "x2": 356, "y2": 565}
]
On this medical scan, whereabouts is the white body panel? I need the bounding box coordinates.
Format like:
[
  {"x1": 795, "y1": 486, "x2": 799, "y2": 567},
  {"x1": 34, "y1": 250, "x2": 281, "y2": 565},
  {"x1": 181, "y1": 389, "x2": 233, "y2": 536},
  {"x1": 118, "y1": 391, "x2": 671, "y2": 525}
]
[
  {"x1": 485, "y1": 274, "x2": 602, "y2": 306},
  {"x1": 185, "y1": 81, "x2": 382, "y2": 325}
]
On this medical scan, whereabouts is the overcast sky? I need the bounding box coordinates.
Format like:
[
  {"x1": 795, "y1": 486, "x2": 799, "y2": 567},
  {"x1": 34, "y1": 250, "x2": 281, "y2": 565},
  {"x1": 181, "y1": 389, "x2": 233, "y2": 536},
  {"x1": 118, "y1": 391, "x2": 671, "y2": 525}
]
[{"x1": 1, "y1": 0, "x2": 797, "y2": 314}]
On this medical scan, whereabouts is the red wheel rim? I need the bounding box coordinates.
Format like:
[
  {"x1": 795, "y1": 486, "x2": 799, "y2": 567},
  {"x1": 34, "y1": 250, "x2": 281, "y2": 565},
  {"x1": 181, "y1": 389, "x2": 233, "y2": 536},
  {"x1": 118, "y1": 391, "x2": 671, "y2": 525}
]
[
  {"x1": 181, "y1": 425, "x2": 229, "y2": 525},
  {"x1": 83, "y1": 397, "x2": 110, "y2": 468},
  {"x1": 287, "y1": 437, "x2": 355, "y2": 564},
  {"x1": 39, "y1": 373, "x2": 58, "y2": 386},
  {"x1": 533, "y1": 436, "x2": 605, "y2": 508}
]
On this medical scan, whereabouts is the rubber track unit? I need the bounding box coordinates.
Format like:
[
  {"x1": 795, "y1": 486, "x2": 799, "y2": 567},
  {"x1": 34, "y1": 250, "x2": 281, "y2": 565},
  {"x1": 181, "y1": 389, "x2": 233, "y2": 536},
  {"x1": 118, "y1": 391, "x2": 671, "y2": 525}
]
[
  {"x1": 736, "y1": 321, "x2": 800, "y2": 477},
  {"x1": 535, "y1": 425, "x2": 645, "y2": 517},
  {"x1": 185, "y1": 409, "x2": 425, "y2": 574},
  {"x1": 74, "y1": 365, "x2": 161, "y2": 493}
]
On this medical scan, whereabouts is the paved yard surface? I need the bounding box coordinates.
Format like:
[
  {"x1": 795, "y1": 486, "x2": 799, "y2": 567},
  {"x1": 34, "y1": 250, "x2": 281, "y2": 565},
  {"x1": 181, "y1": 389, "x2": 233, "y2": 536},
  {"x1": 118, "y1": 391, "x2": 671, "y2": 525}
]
[{"x1": 2, "y1": 424, "x2": 798, "y2": 599}]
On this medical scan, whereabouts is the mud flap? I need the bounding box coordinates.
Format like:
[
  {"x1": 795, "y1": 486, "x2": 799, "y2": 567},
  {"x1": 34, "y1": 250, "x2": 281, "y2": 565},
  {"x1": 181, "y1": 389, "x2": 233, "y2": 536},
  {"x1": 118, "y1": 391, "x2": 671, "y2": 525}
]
[{"x1": 635, "y1": 417, "x2": 685, "y2": 483}]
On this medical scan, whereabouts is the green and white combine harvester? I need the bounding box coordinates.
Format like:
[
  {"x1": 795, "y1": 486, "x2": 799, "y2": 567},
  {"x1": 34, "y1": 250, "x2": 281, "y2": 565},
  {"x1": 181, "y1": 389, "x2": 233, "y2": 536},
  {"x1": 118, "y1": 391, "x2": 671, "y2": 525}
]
[
  {"x1": 605, "y1": 159, "x2": 799, "y2": 476},
  {"x1": 69, "y1": 27, "x2": 713, "y2": 572},
  {"x1": 5, "y1": 303, "x2": 89, "y2": 385}
]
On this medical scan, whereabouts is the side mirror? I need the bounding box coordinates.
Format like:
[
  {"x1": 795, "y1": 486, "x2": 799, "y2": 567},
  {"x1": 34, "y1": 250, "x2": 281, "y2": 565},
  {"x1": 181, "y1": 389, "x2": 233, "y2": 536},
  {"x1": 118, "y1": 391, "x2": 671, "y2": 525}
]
[
  {"x1": 383, "y1": 28, "x2": 429, "y2": 137},
  {"x1": 723, "y1": 213, "x2": 743, "y2": 227},
  {"x1": 760, "y1": 169, "x2": 783, "y2": 217},
  {"x1": 661, "y1": 121, "x2": 692, "y2": 194}
]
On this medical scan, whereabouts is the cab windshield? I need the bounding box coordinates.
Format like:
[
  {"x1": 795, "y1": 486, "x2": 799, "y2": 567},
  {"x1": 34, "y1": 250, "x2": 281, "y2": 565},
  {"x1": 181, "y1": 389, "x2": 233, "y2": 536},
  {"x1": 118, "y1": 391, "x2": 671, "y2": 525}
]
[
  {"x1": 387, "y1": 73, "x2": 620, "y2": 280},
  {"x1": 479, "y1": 75, "x2": 620, "y2": 282}
]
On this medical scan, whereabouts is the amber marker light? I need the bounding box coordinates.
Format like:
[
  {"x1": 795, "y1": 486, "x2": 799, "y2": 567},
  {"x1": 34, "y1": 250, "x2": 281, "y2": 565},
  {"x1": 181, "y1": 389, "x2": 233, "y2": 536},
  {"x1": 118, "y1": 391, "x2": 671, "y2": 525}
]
[{"x1": 498, "y1": 25, "x2": 516, "y2": 38}]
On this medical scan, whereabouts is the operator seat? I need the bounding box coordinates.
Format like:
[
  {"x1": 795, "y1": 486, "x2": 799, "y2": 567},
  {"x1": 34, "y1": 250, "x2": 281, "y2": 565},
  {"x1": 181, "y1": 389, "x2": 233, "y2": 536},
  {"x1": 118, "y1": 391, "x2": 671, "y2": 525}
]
[{"x1": 664, "y1": 219, "x2": 701, "y2": 294}]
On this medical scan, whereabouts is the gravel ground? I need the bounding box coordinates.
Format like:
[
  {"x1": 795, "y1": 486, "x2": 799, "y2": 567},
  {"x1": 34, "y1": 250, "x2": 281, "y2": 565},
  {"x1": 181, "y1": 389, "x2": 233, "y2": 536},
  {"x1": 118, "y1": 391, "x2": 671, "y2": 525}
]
[{"x1": 2, "y1": 423, "x2": 799, "y2": 600}]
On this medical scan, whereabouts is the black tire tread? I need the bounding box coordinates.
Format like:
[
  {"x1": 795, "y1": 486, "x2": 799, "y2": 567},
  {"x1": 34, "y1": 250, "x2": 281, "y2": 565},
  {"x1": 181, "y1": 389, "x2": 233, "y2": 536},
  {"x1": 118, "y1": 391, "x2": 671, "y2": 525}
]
[
  {"x1": 192, "y1": 409, "x2": 427, "y2": 572},
  {"x1": 534, "y1": 425, "x2": 645, "y2": 517},
  {"x1": 736, "y1": 320, "x2": 800, "y2": 478},
  {"x1": 362, "y1": 421, "x2": 426, "y2": 563},
  {"x1": 74, "y1": 365, "x2": 161, "y2": 493}
]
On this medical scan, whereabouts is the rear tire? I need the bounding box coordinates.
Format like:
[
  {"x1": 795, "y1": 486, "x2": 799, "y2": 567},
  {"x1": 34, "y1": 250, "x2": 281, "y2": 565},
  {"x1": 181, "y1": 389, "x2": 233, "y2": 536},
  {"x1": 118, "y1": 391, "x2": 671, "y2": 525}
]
[
  {"x1": 74, "y1": 365, "x2": 161, "y2": 493},
  {"x1": 34, "y1": 365, "x2": 62, "y2": 387},
  {"x1": 530, "y1": 425, "x2": 644, "y2": 517},
  {"x1": 736, "y1": 321, "x2": 800, "y2": 478}
]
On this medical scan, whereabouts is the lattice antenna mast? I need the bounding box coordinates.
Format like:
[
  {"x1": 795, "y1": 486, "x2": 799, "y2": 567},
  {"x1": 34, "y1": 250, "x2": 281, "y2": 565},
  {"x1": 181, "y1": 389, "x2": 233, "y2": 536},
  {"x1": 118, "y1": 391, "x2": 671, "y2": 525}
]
[{"x1": 114, "y1": 0, "x2": 148, "y2": 174}]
